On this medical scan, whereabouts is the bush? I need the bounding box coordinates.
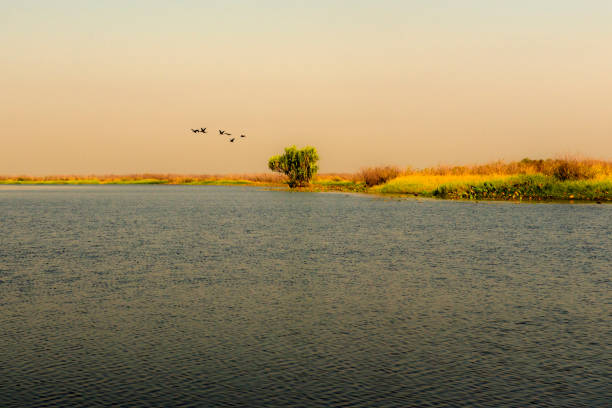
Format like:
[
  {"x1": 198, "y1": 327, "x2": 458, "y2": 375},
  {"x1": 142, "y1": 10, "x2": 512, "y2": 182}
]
[
  {"x1": 268, "y1": 146, "x2": 319, "y2": 188},
  {"x1": 551, "y1": 159, "x2": 595, "y2": 181},
  {"x1": 358, "y1": 166, "x2": 401, "y2": 187}
]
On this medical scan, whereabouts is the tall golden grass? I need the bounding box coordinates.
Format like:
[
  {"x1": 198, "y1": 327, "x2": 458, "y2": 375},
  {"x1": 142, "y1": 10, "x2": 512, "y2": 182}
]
[
  {"x1": 356, "y1": 166, "x2": 402, "y2": 186},
  {"x1": 0, "y1": 173, "x2": 288, "y2": 184},
  {"x1": 350, "y1": 157, "x2": 612, "y2": 186},
  {"x1": 418, "y1": 157, "x2": 612, "y2": 180},
  {"x1": 2, "y1": 157, "x2": 611, "y2": 186},
  {"x1": 375, "y1": 174, "x2": 515, "y2": 195},
  {"x1": 368, "y1": 158, "x2": 612, "y2": 200}
]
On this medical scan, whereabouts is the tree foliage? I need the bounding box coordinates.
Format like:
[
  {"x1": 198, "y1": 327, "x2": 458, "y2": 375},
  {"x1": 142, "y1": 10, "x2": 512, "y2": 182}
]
[{"x1": 268, "y1": 146, "x2": 319, "y2": 188}]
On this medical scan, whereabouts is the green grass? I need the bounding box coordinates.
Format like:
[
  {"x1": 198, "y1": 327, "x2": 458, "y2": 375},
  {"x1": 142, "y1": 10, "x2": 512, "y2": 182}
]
[
  {"x1": 2, "y1": 171, "x2": 611, "y2": 202},
  {"x1": 375, "y1": 174, "x2": 611, "y2": 201},
  {"x1": 439, "y1": 175, "x2": 612, "y2": 201},
  {"x1": 185, "y1": 179, "x2": 253, "y2": 185},
  {"x1": 113, "y1": 179, "x2": 169, "y2": 184},
  {"x1": 374, "y1": 175, "x2": 513, "y2": 196},
  {"x1": 312, "y1": 179, "x2": 366, "y2": 192}
]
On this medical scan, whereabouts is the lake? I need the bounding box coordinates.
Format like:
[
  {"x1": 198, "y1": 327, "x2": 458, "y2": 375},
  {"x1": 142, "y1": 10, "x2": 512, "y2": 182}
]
[{"x1": 1, "y1": 185, "x2": 610, "y2": 407}]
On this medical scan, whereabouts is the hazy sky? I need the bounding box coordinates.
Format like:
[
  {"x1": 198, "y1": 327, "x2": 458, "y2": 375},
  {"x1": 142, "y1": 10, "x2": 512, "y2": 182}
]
[{"x1": 2, "y1": 1, "x2": 611, "y2": 174}]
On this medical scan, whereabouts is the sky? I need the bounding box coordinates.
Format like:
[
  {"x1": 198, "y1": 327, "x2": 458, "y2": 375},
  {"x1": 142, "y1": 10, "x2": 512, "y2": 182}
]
[{"x1": 2, "y1": 0, "x2": 611, "y2": 174}]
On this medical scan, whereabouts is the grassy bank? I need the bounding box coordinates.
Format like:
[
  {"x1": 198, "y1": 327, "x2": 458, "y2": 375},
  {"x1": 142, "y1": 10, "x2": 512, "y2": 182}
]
[
  {"x1": 369, "y1": 158, "x2": 612, "y2": 202},
  {"x1": 375, "y1": 174, "x2": 611, "y2": 202},
  {"x1": 0, "y1": 174, "x2": 280, "y2": 186},
  {"x1": 2, "y1": 158, "x2": 611, "y2": 202}
]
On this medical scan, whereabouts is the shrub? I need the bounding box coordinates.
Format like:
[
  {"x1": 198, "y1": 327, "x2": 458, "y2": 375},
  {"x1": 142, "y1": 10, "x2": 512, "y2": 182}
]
[
  {"x1": 358, "y1": 166, "x2": 401, "y2": 187},
  {"x1": 268, "y1": 146, "x2": 319, "y2": 188},
  {"x1": 550, "y1": 159, "x2": 595, "y2": 181}
]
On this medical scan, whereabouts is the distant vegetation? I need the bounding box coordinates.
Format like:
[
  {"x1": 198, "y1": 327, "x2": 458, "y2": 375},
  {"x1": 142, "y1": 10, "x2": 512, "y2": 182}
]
[
  {"x1": 0, "y1": 173, "x2": 286, "y2": 185},
  {"x1": 2, "y1": 157, "x2": 611, "y2": 202},
  {"x1": 377, "y1": 174, "x2": 611, "y2": 201},
  {"x1": 358, "y1": 166, "x2": 402, "y2": 187},
  {"x1": 369, "y1": 158, "x2": 612, "y2": 202},
  {"x1": 268, "y1": 146, "x2": 319, "y2": 188},
  {"x1": 416, "y1": 158, "x2": 612, "y2": 180}
]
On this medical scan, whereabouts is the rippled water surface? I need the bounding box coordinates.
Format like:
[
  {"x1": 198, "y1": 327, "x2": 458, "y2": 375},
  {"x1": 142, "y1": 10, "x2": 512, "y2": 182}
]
[{"x1": 1, "y1": 185, "x2": 610, "y2": 407}]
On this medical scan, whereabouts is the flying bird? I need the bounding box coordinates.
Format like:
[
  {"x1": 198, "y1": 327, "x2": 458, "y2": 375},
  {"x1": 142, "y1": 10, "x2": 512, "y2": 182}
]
[
  {"x1": 191, "y1": 129, "x2": 200, "y2": 133},
  {"x1": 200, "y1": 127, "x2": 207, "y2": 133},
  {"x1": 240, "y1": 134, "x2": 246, "y2": 138},
  {"x1": 229, "y1": 138, "x2": 235, "y2": 142},
  {"x1": 219, "y1": 130, "x2": 225, "y2": 135},
  {"x1": 225, "y1": 132, "x2": 232, "y2": 136}
]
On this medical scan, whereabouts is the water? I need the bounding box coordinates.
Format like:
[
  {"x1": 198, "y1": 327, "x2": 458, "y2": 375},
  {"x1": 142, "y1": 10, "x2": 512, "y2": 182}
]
[{"x1": 1, "y1": 185, "x2": 610, "y2": 407}]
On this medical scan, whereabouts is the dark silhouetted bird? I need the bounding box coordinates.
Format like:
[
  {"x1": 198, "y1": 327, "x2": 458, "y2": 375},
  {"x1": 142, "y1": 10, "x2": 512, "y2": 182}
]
[
  {"x1": 240, "y1": 134, "x2": 246, "y2": 138},
  {"x1": 219, "y1": 130, "x2": 225, "y2": 135},
  {"x1": 191, "y1": 129, "x2": 200, "y2": 133},
  {"x1": 229, "y1": 138, "x2": 235, "y2": 142},
  {"x1": 200, "y1": 127, "x2": 207, "y2": 133},
  {"x1": 225, "y1": 132, "x2": 232, "y2": 136}
]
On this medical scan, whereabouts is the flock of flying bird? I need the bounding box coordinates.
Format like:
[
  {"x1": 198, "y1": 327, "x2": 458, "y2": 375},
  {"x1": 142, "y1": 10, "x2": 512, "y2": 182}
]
[{"x1": 190, "y1": 127, "x2": 246, "y2": 143}]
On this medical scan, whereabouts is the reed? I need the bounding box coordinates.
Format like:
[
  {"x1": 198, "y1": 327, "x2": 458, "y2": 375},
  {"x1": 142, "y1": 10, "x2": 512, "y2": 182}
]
[
  {"x1": 431, "y1": 175, "x2": 612, "y2": 201},
  {"x1": 375, "y1": 174, "x2": 513, "y2": 195},
  {"x1": 2, "y1": 157, "x2": 610, "y2": 201},
  {"x1": 0, "y1": 173, "x2": 286, "y2": 185},
  {"x1": 356, "y1": 166, "x2": 403, "y2": 187},
  {"x1": 419, "y1": 157, "x2": 612, "y2": 179},
  {"x1": 375, "y1": 175, "x2": 612, "y2": 201}
]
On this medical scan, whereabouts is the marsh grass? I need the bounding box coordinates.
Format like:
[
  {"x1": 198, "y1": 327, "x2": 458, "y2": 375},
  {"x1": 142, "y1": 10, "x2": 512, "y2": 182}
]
[
  {"x1": 312, "y1": 179, "x2": 366, "y2": 192},
  {"x1": 375, "y1": 171, "x2": 611, "y2": 202},
  {"x1": 357, "y1": 166, "x2": 402, "y2": 187},
  {"x1": 2, "y1": 158, "x2": 611, "y2": 201},
  {"x1": 432, "y1": 175, "x2": 612, "y2": 201},
  {"x1": 368, "y1": 157, "x2": 612, "y2": 201},
  {"x1": 0, "y1": 173, "x2": 284, "y2": 185},
  {"x1": 419, "y1": 157, "x2": 612, "y2": 180},
  {"x1": 374, "y1": 174, "x2": 509, "y2": 195}
]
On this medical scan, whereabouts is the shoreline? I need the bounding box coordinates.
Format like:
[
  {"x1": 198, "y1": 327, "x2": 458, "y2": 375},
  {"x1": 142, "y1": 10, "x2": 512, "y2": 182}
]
[{"x1": 1, "y1": 175, "x2": 610, "y2": 203}]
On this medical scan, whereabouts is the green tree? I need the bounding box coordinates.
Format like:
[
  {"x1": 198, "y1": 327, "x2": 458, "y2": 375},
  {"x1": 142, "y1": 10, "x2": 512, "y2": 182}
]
[{"x1": 268, "y1": 145, "x2": 319, "y2": 188}]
